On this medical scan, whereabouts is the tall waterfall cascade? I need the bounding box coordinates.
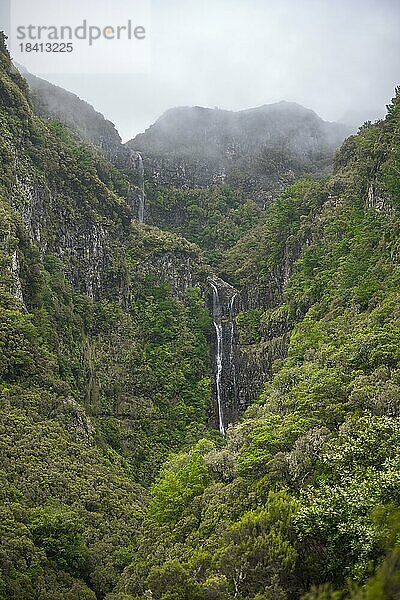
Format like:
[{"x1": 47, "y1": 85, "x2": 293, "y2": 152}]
[
  {"x1": 210, "y1": 282, "x2": 225, "y2": 434},
  {"x1": 129, "y1": 150, "x2": 146, "y2": 223},
  {"x1": 209, "y1": 278, "x2": 239, "y2": 434},
  {"x1": 136, "y1": 152, "x2": 145, "y2": 224}
]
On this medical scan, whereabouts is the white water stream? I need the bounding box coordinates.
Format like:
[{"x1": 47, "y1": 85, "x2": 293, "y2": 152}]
[{"x1": 210, "y1": 281, "x2": 225, "y2": 434}]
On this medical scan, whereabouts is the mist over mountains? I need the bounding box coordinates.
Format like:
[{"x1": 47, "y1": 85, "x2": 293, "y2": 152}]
[
  {"x1": 128, "y1": 102, "x2": 351, "y2": 200},
  {"x1": 24, "y1": 69, "x2": 352, "y2": 203}
]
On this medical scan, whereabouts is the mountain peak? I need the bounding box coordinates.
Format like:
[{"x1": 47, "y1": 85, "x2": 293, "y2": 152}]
[{"x1": 127, "y1": 100, "x2": 350, "y2": 201}]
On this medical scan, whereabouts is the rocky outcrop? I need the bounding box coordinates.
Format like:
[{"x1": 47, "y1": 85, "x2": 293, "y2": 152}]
[
  {"x1": 10, "y1": 179, "x2": 111, "y2": 300},
  {"x1": 136, "y1": 248, "x2": 206, "y2": 297},
  {"x1": 136, "y1": 154, "x2": 226, "y2": 189},
  {"x1": 216, "y1": 232, "x2": 310, "y2": 423},
  {"x1": 207, "y1": 264, "x2": 296, "y2": 430},
  {"x1": 0, "y1": 203, "x2": 26, "y2": 309},
  {"x1": 368, "y1": 181, "x2": 392, "y2": 214},
  {"x1": 12, "y1": 66, "x2": 346, "y2": 435},
  {"x1": 58, "y1": 396, "x2": 95, "y2": 445},
  {"x1": 9, "y1": 250, "x2": 25, "y2": 307}
]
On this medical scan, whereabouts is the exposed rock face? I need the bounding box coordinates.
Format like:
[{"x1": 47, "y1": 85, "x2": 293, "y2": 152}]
[
  {"x1": 0, "y1": 202, "x2": 26, "y2": 309},
  {"x1": 235, "y1": 233, "x2": 309, "y2": 408},
  {"x1": 10, "y1": 178, "x2": 114, "y2": 300},
  {"x1": 124, "y1": 102, "x2": 344, "y2": 428},
  {"x1": 15, "y1": 182, "x2": 48, "y2": 250},
  {"x1": 127, "y1": 102, "x2": 351, "y2": 204},
  {"x1": 209, "y1": 231, "x2": 310, "y2": 426},
  {"x1": 134, "y1": 152, "x2": 145, "y2": 223},
  {"x1": 135, "y1": 246, "x2": 207, "y2": 297},
  {"x1": 59, "y1": 396, "x2": 95, "y2": 445},
  {"x1": 368, "y1": 181, "x2": 392, "y2": 214},
  {"x1": 9, "y1": 250, "x2": 25, "y2": 307},
  {"x1": 14, "y1": 70, "x2": 350, "y2": 433}
]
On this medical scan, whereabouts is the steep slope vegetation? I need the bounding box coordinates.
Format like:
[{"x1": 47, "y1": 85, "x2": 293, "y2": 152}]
[
  {"x1": 0, "y1": 34, "x2": 214, "y2": 598},
  {"x1": 22, "y1": 68, "x2": 146, "y2": 220},
  {"x1": 112, "y1": 91, "x2": 400, "y2": 599},
  {"x1": 2, "y1": 29, "x2": 400, "y2": 600}
]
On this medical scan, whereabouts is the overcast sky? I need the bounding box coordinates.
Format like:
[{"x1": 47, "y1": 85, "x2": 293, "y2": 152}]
[{"x1": 7, "y1": 0, "x2": 400, "y2": 141}]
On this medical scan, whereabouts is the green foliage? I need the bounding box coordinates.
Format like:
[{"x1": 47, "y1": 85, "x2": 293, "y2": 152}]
[
  {"x1": 237, "y1": 413, "x2": 317, "y2": 478},
  {"x1": 28, "y1": 504, "x2": 87, "y2": 575},
  {"x1": 223, "y1": 179, "x2": 320, "y2": 286},
  {"x1": 2, "y1": 29, "x2": 400, "y2": 600},
  {"x1": 89, "y1": 278, "x2": 211, "y2": 483},
  {"x1": 0, "y1": 35, "x2": 212, "y2": 598},
  {"x1": 146, "y1": 559, "x2": 203, "y2": 599},
  {"x1": 145, "y1": 183, "x2": 262, "y2": 265},
  {"x1": 149, "y1": 442, "x2": 212, "y2": 525}
]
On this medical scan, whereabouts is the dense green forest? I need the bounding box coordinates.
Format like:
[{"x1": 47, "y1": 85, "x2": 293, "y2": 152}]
[{"x1": 1, "y1": 31, "x2": 400, "y2": 600}]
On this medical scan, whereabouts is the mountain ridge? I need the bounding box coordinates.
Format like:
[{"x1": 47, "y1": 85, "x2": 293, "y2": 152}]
[
  {"x1": 127, "y1": 100, "x2": 351, "y2": 202},
  {"x1": 17, "y1": 67, "x2": 351, "y2": 206}
]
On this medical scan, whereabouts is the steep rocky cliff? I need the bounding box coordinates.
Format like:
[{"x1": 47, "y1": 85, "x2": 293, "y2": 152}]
[
  {"x1": 124, "y1": 102, "x2": 350, "y2": 418},
  {"x1": 11, "y1": 66, "x2": 257, "y2": 431},
  {"x1": 113, "y1": 88, "x2": 400, "y2": 600},
  {"x1": 16, "y1": 68, "x2": 357, "y2": 439}
]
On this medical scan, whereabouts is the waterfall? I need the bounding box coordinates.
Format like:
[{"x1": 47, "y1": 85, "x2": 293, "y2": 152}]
[
  {"x1": 210, "y1": 282, "x2": 225, "y2": 434},
  {"x1": 136, "y1": 152, "x2": 145, "y2": 223},
  {"x1": 138, "y1": 189, "x2": 145, "y2": 224},
  {"x1": 209, "y1": 279, "x2": 238, "y2": 434}
]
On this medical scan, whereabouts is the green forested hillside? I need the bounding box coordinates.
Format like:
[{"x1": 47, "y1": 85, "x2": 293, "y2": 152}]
[
  {"x1": 144, "y1": 182, "x2": 262, "y2": 265},
  {"x1": 112, "y1": 92, "x2": 400, "y2": 599},
  {"x1": 1, "y1": 28, "x2": 400, "y2": 600},
  {"x1": 0, "y1": 34, "x2": 212, "y2": 598}
]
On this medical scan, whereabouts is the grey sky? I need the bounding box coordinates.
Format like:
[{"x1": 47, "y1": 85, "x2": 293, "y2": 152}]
[{"x1": 6, "y1": 0, "x2": 400, "y2": 140}]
